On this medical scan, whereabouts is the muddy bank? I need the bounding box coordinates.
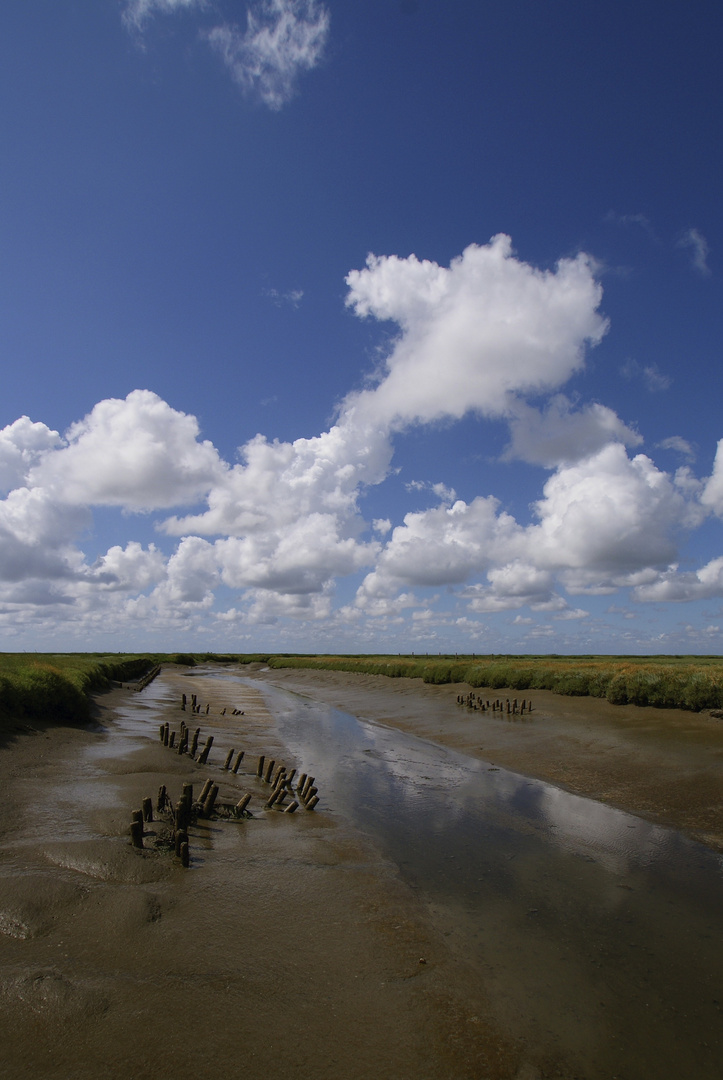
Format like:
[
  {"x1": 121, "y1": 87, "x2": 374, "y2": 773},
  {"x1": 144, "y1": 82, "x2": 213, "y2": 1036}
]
[
  {"x1": 0, "y1": 670, "x2": 522, "y2": 1080},
  {"x1": 247, "y1": 665, "x2": 723, "y2": 851}
]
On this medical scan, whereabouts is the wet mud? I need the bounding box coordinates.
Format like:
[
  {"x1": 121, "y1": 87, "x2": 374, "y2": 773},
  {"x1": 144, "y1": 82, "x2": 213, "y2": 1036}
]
[{"x1": 0, "y1": 663, "x2": 721, "y2": 1079}]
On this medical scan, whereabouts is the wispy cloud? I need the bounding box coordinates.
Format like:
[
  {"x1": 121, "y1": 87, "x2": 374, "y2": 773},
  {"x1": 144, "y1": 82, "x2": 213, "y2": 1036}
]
[
  {"x1": 657, "y1": 436, "x2": 695, "y2": 462},
  {"x1": 264, "y1": 287, "x2": 304, "y2": 307},
  {"x1": 620, "y1": 358, "x2": 671, "y2": 392},
  {"x1": 122, "y1": 0, "x2": 206, "y2": 33},
  {"x1": 207, "y1": 0, "x2": 330, "y2": 110},
  {"x1": 677, "y1": 227, "x2": 711, "y2": 276}
]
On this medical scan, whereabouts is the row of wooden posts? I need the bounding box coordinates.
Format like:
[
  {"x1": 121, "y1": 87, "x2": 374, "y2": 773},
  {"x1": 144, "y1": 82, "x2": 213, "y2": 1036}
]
[
  {"x1": 131, "y1": 701, "x2": 322, "y2": 864},
  {"x1": 457, "y1": 692, "x2": 533, "y2": 715}
]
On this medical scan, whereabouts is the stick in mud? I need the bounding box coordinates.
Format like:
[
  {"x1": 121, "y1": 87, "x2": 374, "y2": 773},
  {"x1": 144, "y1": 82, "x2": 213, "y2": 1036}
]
[{"x1": 232, "y1": 751, "x2": 244, "y2": 774}]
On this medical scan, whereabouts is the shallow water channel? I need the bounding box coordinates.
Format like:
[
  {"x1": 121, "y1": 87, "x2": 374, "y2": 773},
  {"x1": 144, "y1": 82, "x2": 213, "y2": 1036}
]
[
  {"x1": 95, "y1": 667, "x2": 723, "y2": 1079},
  {"x1": 241, "y1": 675, "x2": 723, "y2": 1080}
]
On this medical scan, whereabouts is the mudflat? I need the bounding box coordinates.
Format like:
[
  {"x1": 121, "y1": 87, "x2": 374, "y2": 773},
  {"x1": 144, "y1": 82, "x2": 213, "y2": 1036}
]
[
  {"x1": 0, "y1": 663, "x2": 720, "y2": 1080},
  {"x1": 250, "y1": 665, "x2": 723, "y2": 851}
]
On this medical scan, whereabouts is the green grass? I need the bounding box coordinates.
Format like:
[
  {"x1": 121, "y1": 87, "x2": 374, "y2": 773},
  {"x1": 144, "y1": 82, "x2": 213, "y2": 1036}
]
[
  {"x1": 259, "y1": 653, "x2": 723, "y2": 711},
  {"x1": 3, "y1": 649, "x2": 722, "y2": 729}
]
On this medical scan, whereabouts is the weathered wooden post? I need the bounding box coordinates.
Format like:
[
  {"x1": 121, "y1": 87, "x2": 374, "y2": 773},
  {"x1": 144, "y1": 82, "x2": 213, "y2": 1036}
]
[
  {"x1": 179, "y1": 841, "x2": 190, "y2": 868},
  {"x1": 305, "y1": 795, "x2": 319, "y2": 812},
  {"x1": 235, "y1": 793, "x2": 252, "y2": 815},
  {"x1": 198, "y1": 778, "x2": 213, "y2": 805},
  {"x1": 130, "y1": 819, "x2": 144, "y2": 848},
  {"x1": 169, "y1": 731, "x2": 176, "y2": 749},
  {"x1": 190, "y1": 728, "x2": 200, "y2": 757},
  {"x1": 182, "y1": 693, "x2": 187, "y2": 710},
  {"x1": 198, "y1": 736, "x2": 214, "y2": 765},
  {"x1": 202, "y1": 783, "x2": 219, "y2": 817},
  {"x1": 163, "y1": 722, "x2": 170, "y2": 746},
  {"x1": 159, "y1": 724, "x2": 165, "y2": 742},
  {"x1": 284, "y1": 801, "x2": 299, "y2": 813},
  {"x1": 175, "y1": 828, "x2": 188, "y2": 857},
  {"x1": 256, "y1": 755, "x2": 265, "y2": 779},
  {"x1": 263, "y1": 759, "x2": 276, "y2": 784},
  {"x1": 142, "y1": 797, "x2": 153, "y2": 823},
  {"x1": 223, "y1": 749, "x2": 234, "y2": 770},
  {"x1": 232, "y1": 751, "x2": 244, "y2": 774}
]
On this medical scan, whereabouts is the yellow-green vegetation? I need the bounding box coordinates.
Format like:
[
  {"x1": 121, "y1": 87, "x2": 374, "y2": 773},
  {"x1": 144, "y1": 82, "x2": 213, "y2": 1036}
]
[
  {"x1": 259, "y1": 653, "x2": 723, "y2": 712},
  {"x1": 0, "y1": 653, "x2": 158, "y2": 727}
]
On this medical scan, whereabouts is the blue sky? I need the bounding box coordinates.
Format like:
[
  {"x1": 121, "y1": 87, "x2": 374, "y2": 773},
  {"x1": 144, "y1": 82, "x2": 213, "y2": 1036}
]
[{"x1": 1, "y1": 0, "x2": 722, "y2": 654}]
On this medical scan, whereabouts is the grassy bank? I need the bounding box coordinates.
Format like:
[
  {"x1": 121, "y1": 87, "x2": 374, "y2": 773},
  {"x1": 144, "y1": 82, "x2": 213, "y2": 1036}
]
[
  {"x1": 4, "y1": 650, "x2": 722, "y2": 727},
  {"x1": 259, "y1": 654, "x2": 723, "y2": 712}
]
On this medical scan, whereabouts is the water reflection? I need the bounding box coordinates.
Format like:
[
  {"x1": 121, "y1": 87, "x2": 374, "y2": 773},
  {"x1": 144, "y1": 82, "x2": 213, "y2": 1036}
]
[{"x1": 251, "y1": 677, "x2": 723, "y2": 1079}]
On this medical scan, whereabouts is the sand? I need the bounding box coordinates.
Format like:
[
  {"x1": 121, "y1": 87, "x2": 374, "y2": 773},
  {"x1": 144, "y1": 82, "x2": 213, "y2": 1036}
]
[{"x1": 0, "y1": 663, "x2": 720, "y2": 1079}]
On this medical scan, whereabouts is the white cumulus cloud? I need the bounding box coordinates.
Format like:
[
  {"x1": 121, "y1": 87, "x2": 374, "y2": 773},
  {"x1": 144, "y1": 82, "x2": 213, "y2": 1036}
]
[{"x1": 344, "y1": 234, "x2": 608, "y2": 430}]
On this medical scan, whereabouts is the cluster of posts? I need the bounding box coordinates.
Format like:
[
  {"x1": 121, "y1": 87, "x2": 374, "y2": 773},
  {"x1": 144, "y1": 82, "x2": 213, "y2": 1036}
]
[
  {"x1": 130, "y1": 692, "x2": 322, "y2": 866},
  {"x1": 255, "y1": 754, "x2": 320, "y2": 812},
  {"x1": 457, "y1": 692, "x2": 532, "y2": 715}
]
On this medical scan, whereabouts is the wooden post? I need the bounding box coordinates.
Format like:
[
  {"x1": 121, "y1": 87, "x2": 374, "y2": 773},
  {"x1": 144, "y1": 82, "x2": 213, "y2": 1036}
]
[
  {"x1": 169, "y1": 731, "x2": 176, "y2": 749},
  {"x1": 182, "y1": 693, "x2": 187, "y2": 710},
  {"x1": 263, "y1": 759, "x2": 276, "y2": 784},
  {"x1": 223, "y1": 749, "x2": 234, "y2": 770},
  {"x1": 159, "y1": 724, "x2": 165, "y2": 742},
  {"x1": 284, "y1": 801, "x2": 299, "y2": 814},
  {"x1": 198, "y1": 736, "x2": 214, "y2": 765},
  {"x1": 130, "y1": 820, "x2": 144, "y2": 848},
  {"x1": 182, "y1": 782, "x2": 194, "y2": 804},
  {"x1": 272, "y1": 764, "x2": 286, "y2": 787},
  {"x1": 256, "y1": 755, "x2": 265, "y2": 779},
  {"x1": 174, "y1": 828, "x2": 188, "y2": 857},
  {"x1": 142, "y1": 797, "x2": 153, "y2": 822},
  {"x1": 163, "y1": 722, "x2": 170, "y2": 746},
  {"x1": 179, "y1": 841, "x2": 190, "y2": 867},
  {"x1": 190, "y1": 728, "x2": 200, "y2": 757},
  {"x1": 301, "y1": 775, "x2": 315, "y2": 799},
  {"x1": 202, "y1": 784, "x2": 219, "y2": 817},
  {"x1": 199, "y1": 778, "x2": 213, "y2": 805},
  {"x1": 235, "y1": 793, "x2": 252, "y2": 816},
  {"x1": 232, "y1": 751, "x2": 244, "y2": 773},
  {"x1": 305, "y1": 795, "x2": 319, "y2": 812},
  {"x1": 157, "y1": 785, "x2": 168, "y2": 812}
]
